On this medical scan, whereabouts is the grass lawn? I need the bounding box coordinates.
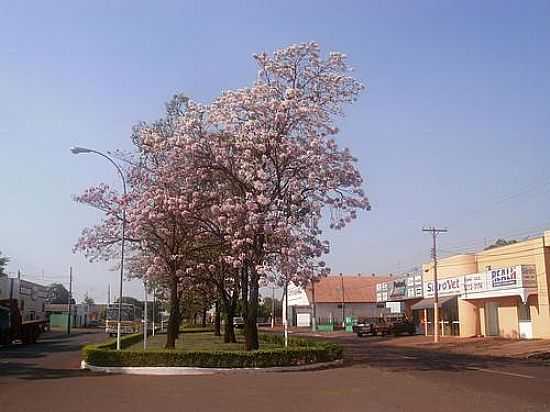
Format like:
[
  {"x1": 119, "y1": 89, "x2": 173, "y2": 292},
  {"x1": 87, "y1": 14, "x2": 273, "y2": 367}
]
[{"x1": 125, "y1": 331, "x2": 282, "y2": 352}]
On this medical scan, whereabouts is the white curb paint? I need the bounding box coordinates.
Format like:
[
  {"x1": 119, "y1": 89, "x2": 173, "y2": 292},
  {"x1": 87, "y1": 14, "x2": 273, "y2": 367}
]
[{"x1": 81, "y1": 359, "x2": 343, "y2": 375}]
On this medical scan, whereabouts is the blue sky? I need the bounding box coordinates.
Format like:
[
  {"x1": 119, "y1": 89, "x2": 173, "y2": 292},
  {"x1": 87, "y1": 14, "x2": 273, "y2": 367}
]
[{"x1": 1, "y1": 1, "x2": 549, "y2": 301}]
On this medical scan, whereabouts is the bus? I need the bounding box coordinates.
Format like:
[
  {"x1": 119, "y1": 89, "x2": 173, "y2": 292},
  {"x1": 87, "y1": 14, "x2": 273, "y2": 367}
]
[{"x1": 105, "y1": 303, "x2": 142, "y2": 336}]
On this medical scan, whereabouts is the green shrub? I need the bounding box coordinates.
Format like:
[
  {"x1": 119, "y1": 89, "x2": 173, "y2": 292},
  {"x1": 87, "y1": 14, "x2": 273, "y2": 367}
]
[
  {"x1": 82, "y1": 334, "x2": 342, "y2": 369},
  {"x1": 91, "y1": 333, "x2": 145, "y2": 350}
]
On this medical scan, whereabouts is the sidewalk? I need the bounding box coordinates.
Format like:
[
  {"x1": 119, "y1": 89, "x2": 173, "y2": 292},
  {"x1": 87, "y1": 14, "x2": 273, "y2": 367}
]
[{"x1": 369, "y1": 335, "x2": 550, "y2": 360}]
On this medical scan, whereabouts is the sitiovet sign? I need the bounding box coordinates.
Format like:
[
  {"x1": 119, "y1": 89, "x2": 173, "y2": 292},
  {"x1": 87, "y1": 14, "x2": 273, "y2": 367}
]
[{"x1": 424, "y1": 276, "x2": 463, "y2": 298}]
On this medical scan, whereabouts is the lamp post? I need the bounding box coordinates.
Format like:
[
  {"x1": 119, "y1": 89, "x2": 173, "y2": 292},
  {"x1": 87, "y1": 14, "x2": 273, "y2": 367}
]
[
  {"x1": 70, "y1": 146, "x2": 127, "y2": 351},
  {"x1": 143, "y1": 279, "x2": 148, "y2": 351}
]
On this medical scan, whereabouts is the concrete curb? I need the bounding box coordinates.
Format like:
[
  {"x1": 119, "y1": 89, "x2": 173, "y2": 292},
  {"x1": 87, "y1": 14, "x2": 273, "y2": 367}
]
[{"x1": 80, "y1": 359, "x2": 343, "y2": 375}]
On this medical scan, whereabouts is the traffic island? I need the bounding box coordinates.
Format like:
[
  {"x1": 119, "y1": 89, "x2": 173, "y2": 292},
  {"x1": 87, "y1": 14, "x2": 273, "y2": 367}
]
[{"x1": 81, "y1": 332, "x2": 343, "y2": 375}]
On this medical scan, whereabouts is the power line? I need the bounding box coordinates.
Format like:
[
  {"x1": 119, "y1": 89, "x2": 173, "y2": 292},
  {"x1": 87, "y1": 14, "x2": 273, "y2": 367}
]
[{"x1": 442, "y1": 223, "x2": 550, "y2": 252}]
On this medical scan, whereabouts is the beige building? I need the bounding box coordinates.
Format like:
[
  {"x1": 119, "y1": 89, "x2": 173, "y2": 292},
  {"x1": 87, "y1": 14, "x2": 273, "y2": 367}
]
[{"x1": 378, "y1": 231, "x2": 550, "y2": 339}]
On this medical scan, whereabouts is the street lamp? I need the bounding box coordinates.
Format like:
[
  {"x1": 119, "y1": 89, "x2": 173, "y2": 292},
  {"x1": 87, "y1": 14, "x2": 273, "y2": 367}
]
[{"x1": 70, "y1": 146, "x2": 127, "y2": 351}]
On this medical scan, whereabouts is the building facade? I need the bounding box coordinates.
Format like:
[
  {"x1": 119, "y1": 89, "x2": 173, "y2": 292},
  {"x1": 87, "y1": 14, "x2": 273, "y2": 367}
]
[
  {"x1": 285, "y1": 275, "x2": 389, "y2": 327},
  {"x1": 376, "y1": 231, "x2": 550, "y2": 339}
]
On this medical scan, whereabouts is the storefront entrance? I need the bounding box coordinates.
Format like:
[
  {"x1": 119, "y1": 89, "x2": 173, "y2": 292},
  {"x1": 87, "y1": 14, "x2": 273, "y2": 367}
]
[
  {"x1": 484, "y1": 302, "x2": 499, "y2": 336},
  {"x1": 411, "y1": 296, "x2": 460, "y2": 336}
]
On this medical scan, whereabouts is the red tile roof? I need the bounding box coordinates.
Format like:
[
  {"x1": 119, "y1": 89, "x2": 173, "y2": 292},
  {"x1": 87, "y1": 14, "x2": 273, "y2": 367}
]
[{"x1": 306, "y1": 275, "x2": 388, "y2": 303}]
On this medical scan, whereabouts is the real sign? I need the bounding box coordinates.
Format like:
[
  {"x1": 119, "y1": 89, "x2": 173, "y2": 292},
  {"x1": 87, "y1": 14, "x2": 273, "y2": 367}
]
[{"x1": 490, "y1": 267, "x2": 518, "y2": 288}]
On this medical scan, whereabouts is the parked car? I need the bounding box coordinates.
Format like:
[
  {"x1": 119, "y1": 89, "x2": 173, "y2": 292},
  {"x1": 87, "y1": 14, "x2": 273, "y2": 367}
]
[
  {"x1": 233, "y1": 316, "x2": 245, "y2": 329},
  {"x1": 86, "y1": 319, "x2": 101, "y2": 328},
  {"x1": 352, "y1": 318, "x2": 378, "y2": 337},
  {"x1": 373, "y1": 313, "x2": 416, "y2": 337}
]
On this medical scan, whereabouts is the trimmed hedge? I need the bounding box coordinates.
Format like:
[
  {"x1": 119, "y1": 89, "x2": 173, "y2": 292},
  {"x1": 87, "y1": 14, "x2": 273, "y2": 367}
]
[
  {"x1": 92, "y1": 333, "x2": 145, "y2": 350},
  {"x1": 82, "y1": 334, "x2": 342, "y2": 369}
]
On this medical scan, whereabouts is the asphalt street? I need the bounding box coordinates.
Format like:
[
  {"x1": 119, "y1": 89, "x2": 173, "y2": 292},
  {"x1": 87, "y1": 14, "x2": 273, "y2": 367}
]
[{"x1": 1, "y1": 330, "x2": 550, "y2": 412}]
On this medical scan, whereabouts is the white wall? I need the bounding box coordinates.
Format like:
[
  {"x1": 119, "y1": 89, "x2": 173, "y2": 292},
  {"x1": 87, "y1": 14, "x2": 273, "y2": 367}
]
[
  {"x1": 286, "y1": 283, "x2": 310, "y2": 306},
  {"x1": 386, "y1": 301, "x2": 405, "y2": 313},
  {"x1": 314, "y1": 303, "x2": 385, "y2": 324}
]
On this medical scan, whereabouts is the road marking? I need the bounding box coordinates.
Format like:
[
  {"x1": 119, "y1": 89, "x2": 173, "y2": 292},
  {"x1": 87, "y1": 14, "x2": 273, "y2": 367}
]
[{"x1": 465, "y1": 367, "x2": 535, "y2": 379}]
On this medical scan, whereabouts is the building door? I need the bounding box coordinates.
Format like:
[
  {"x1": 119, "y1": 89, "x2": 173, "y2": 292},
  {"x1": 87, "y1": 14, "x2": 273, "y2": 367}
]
[
  {"x1": 517, "y1": 302, "x2": 532, "y2": 339},
  {"x1": 485, "y1": 302, "x2": 499, "y2": 336}
]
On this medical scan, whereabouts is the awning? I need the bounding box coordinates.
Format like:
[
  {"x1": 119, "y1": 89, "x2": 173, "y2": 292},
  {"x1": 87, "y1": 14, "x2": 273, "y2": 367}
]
[{"x1": 411, "y1": 296, "x2": 456, "y2": 310}]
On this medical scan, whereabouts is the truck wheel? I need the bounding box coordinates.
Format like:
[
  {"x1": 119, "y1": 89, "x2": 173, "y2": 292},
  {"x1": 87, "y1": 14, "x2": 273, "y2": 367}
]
[{"x1": 32, "y1": 327, "x2": 41, "y2": 343}]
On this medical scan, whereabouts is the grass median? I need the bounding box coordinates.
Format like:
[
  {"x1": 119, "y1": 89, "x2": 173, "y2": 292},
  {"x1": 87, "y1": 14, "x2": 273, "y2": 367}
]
[
  {"x1": 82, "y1": 331, "x2": 343, "y2": 369},
  {"x1": 125, "y1": 331, "x2": 280, "y2": 352}
]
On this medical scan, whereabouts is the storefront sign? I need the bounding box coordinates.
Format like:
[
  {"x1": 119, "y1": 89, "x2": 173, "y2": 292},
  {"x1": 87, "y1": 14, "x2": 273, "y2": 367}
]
[
  {"x1": 464, "y1": 273, "x2": 485, "y2": 292},
  {"x1": 521, "y1": 265, "x2": 537, "y2": 288},
  {"x1": 377, "y1": 265, "x2": 537, "y2": 302},
  {"x1": 424, "y1": 276, "x2": 463, "y2": 298},
  {"x1": 376, "y1": 273, "x2": 423, "y2": 302},
  {"x1": 389, "y1": 279, "x2": 407, "y2": 299},
  {"x1": 490, "y1": 267, "x2": 518, "y2": 288}
]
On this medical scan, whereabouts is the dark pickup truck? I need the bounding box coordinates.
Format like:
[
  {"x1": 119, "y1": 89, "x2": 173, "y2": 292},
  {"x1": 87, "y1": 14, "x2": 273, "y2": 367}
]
[{"x1": 353, "y1": 314, "x2": 416, "y2": 337}]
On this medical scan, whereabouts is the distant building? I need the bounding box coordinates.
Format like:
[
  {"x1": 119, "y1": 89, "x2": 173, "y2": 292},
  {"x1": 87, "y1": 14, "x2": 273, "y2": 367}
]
[
  {"x1": 284, "y1": 274, "x2": 390, "y2": 327},
  {"x1": 45, "y1": 303, "x2": 108, "y2": 329}
]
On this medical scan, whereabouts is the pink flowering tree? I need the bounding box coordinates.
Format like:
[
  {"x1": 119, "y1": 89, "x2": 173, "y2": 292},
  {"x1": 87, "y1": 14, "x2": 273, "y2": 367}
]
[
  {"x1": 75, "y1": 43, "x2": 369, "y2": 351},
  {"x1": 136, "y1": 42, "x2": 370, "y2": 350}
]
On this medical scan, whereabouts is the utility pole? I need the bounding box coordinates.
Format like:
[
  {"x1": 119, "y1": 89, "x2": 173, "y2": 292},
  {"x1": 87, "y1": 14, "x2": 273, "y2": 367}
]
[
  {"x1": 107, "y1": 283, "x2": 111, "y2": 305},
  {"x1": 67, "y1": 266, "x2": 73, "y2": 336},
  {"x1": 271, "y1": 286, "x2": 275, "y2": 328},
  {"x1": 422, "y1": 226, "x2": 447, "y2": 343}
]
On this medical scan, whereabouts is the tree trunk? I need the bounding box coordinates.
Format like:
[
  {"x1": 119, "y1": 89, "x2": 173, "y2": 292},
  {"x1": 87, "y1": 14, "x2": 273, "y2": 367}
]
[
  {"x1": 165, "y1": 279, "x2": 180, "y2": 349},
  {"x1": 214, "y1": 300, "x2": 221, "y2": 336},
  {"x1": 221, "y1": 293, "x2": 237, "y2": 343},
  {"x1": 243, "y1": 268, "x2": 259, "y2": 351},
  {"x1": 223, "y1": 311, "x2": 236, "y2": 343}
]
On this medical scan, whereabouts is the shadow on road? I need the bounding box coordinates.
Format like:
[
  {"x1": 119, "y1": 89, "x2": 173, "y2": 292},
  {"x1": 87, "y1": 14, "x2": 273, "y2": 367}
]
[
  {"x1": 0, "y1": 362, "x2": 103, "y2": 381},
  {"x1": 0, "y1": 330, "x2": 98, "y2": 359},
  {"x1": 0, "y1": 329, "x2": 109, "y2": 382},
  {"x1": 339, "y1": 335, "x2": 529, "y2": 373}
]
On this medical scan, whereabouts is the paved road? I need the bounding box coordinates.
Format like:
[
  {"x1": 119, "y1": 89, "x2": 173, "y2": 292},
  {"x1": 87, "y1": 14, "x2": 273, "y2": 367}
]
[{"x1": 1, "y1": 330, "x2": 550, "y2": 411}]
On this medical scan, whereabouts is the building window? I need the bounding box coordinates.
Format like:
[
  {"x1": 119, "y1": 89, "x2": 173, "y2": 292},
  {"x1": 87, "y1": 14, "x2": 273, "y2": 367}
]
[{"x1": 518, "y1": 302, "x2": 531, "y2": 321}]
